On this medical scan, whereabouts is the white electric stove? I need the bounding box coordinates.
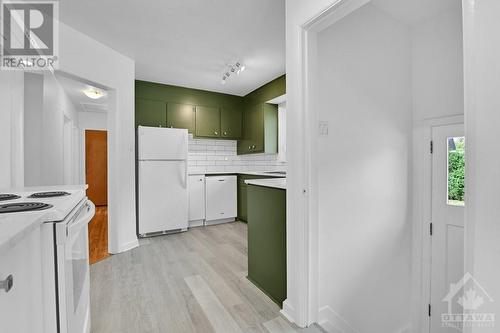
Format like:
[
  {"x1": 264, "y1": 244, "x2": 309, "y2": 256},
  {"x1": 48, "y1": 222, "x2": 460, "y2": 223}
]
[{"x1": 0, "y1": 186, "x2": 95, "y2": 333}]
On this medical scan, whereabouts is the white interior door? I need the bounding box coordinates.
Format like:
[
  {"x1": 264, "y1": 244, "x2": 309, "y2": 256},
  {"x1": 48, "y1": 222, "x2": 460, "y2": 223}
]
[
  {"x1": 138, "y1": 160, "x2": 188, "y2": 235},
  {"x1": 430, "y1": 124, "x2": 465, "y2": 332}
]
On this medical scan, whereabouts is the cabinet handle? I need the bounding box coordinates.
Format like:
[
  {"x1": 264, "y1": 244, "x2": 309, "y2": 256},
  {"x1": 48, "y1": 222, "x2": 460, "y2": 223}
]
[
  {"x1": 218, "y1": 179, "x2": 225, "y2": 182},
  {"x1": 252, "y1": 145, "x2": 256, "y2": 149},
  {"x1": 248, "y1": 146, "x2": 252, "y2": 150},
  {"x1": 199, "y1": 179, "x2": 203, "y2": 182},
  {"x1": 214, "y1": 130, "x2": 219, "y2": 135},
  {"x1": 0, "y1": 275, "x2": 13, "y2": 293},
  {"x1": 223, "y1": 131, "x2": 227, "y2": 136}
]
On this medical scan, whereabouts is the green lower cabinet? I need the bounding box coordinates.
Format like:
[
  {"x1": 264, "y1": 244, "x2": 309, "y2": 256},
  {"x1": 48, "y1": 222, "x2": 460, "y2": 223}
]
[
  {"x1": 237, "y1": 175, "x2": 281, "y2": 223},
  {"x1": 135, "y1": 99, "x2": 167, "y2": 128},
  {"x1": 247, "y1": 184, "x2": 286, "y2": 307},
  {"x1": 221, "y1": 107, "x2": 242, "y2": 139},
  {"x1": 167, "y1": 103, "x2": 195, "y2": 133},
  {"x1": 195, "y1": 106, "x2": 221, "y2": 138}
]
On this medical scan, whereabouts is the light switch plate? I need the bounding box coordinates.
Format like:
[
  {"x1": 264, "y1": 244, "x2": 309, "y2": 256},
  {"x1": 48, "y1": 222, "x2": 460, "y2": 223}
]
[{"x1": 319, "y1": 121, "x2": 329, "y2": 136}]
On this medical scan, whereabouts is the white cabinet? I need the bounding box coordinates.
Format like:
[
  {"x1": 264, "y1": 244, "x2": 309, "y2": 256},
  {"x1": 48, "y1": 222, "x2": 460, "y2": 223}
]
[
  {"x1": 205, "y1": 175, "x2": 237, "y2": 223},
  {"x1": 0, "y1": 227, "x2": 45, "y2": 333},
  {"x1": 189, "y1": 175, "x2": 206, "y2": 227}
]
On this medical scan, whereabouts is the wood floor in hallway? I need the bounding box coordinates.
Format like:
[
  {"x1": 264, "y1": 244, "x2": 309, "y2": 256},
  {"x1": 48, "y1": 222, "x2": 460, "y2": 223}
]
[
  {"x1": 90, "y1": 221, "x2": 323, "y2": 333},
  {"x1": 89, "y1": 206, "x2": 110, "y2": 265}
]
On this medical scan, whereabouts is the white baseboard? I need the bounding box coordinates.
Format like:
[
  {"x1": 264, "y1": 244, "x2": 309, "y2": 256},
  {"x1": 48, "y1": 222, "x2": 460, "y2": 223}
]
[
  {"x1": 189, "y1": 219, "x2": 204, "y2": 228},
  {"x1": 318, "y1": 306, "x2": 357, "y2": 333},
  {"x1": 205, "y1": 217, "x2": 235, "y2": 226},
  {"x1": 280, "y1": 299, "x2": 295, "y2": 324},
  {"x1": 112, "y1": 238, "x2": 139, "y2": 254}
]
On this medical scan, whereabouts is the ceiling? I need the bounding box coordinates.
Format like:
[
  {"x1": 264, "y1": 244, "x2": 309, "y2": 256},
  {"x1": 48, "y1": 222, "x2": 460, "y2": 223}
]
[
  {"x1": 371, "y1": 0, "x2": 460, "y2": 25},
  {"x1": 59, "y1": 0, "x2": 285, "y2": 97},
  {"x1": 55, "y1": 74, "x2": 108, "y2": 113}
]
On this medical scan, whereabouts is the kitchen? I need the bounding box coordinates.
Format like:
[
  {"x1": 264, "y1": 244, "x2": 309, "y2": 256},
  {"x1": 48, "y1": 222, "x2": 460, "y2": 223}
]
[
  {"x1": 1, "y1": 0, "x2": 500, "y2": 333},
  {"x1": 0, "y1": 0, "x2": 293, "y2": 331}
]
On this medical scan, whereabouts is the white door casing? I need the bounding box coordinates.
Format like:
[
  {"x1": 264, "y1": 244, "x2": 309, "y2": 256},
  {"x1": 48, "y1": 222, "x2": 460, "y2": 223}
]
[{"x1": 430, "y1": 124, "x2": 465, "y2": 332}]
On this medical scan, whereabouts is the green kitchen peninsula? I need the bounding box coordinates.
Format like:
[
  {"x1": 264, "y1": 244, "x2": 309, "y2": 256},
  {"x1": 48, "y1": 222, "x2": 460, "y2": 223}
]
[{"x1": 245, "y1": 178, "x2": 287, "y2": 307}]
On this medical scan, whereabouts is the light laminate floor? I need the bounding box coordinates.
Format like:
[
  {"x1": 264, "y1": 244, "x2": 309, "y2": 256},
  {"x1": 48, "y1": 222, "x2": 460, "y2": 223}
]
[{"x1": 90, "y1": 221, "x2": 323, "y2": 333}]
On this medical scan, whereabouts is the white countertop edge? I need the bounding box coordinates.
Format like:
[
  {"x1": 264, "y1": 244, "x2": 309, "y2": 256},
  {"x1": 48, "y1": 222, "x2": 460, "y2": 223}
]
[{"x1": 244, "y1": 178, "x2": 287, "y2": 190}]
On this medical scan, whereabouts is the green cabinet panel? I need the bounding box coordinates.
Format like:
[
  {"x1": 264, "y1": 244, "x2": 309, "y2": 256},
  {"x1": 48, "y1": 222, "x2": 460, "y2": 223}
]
[
  {"x1": 247, "y1": 184, "x2": 286, "y2": 307},
  {"x1": 167, "y1": 103, "x2": 195, "y2": 133},
  {"x1": 135, "y1": 99, "x2": 167, "y2": 128},
  {"x1": 195, "y1": 106, "x2": 221, "y2": 138},
  {"x1": 237, "y1": 103, "x2": 277, "y2": 155},
  {"x1": 237, "y1": 174, "x2": 282, "y2": 222},
  {"x1": 221, "y1": 108, "x2": 242, "y2": 139}
]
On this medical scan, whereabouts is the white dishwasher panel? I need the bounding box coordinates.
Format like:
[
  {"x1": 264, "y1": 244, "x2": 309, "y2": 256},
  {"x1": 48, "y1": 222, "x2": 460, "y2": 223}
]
[{"x1": 205, "y1": 176, "x2": 237, "y2": 222}]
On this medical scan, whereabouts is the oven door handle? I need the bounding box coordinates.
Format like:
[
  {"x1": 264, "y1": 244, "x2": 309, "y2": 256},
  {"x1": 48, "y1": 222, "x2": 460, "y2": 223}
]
[{"x1": 67, "y1": 201, "x2": 95, "y2": 238}]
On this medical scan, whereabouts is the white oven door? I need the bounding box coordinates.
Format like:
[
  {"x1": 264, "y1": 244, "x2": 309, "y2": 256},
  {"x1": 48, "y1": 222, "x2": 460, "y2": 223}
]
[{"x1": 57, "y1": 200, "x2": 95, "y2": 333}]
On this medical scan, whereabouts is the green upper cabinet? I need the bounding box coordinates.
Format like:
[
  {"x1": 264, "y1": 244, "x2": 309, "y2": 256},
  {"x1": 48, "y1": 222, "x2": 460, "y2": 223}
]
[
  {"x1": 220, "y1": 108, "x2": 242, "y2": 139},
  {"x1": 135, "y1": 99, "x2": 167, "y2": 128},
  {"x1": 167, "y1": 103, "x2": 195, "y2": 133},
  {"x1": 195, "y1": 106, "x2": 221, "y2": 138},
  {"x1": 237, "y1": 103, "x2": 278, "y2": 155}
]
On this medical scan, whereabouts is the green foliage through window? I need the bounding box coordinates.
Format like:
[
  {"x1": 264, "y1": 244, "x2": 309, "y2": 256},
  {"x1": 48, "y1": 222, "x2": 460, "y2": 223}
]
[{"x1": 448, "y1": 137, "x2": 465, "y2": 205}]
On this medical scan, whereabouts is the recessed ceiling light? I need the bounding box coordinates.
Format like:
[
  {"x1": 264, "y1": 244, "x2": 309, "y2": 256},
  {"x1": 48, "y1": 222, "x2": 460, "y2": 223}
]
[{"x1": 83, "y1": 88, "x2": 105, "y2": 99}]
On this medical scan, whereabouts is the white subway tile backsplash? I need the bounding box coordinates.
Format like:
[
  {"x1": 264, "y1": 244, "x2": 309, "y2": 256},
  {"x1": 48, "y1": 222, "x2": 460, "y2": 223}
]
[{"x1": 187, "y1": 138, "x2": 286, "y2": 173}]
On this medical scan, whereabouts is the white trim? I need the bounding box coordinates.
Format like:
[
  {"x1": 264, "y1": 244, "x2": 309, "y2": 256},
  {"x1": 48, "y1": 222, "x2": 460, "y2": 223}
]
[
  {"x1": 289, "y1": 0, "x2": 371, "y2": 327},
  {"x1": 114, "y1": 238, "x2": 139, "y2": 254},
  {"x1": 317, "y1": 306, "x2": 358, "y2": 333},
  {"x1": 280, "y1": 300, "x2": 295, "y2": 324},
  {"x1": 415, "y1": 115, "x2": 464, "y2": 332}
]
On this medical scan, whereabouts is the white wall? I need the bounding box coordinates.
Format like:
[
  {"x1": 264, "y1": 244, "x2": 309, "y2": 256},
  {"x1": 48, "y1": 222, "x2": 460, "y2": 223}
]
[
  {"x1": 23, "y1": 73, "x2": 80, "y2": 186},
  {"x1": 463, "y1": 0, "x2": 500, "y2": 332},
  {"x1": 58, "y1": 22, "x2": 137, "y2": 254},
  {"x1": 78, "y1": 111, "x2": 107, "y2": 130},
  {"x1": 24, "y1": 73, "x2": 44, "y2": 186},
  {"x1": 0, "y1": 72, "x2": 24, "y2": 190},
  {"x1": 316, "y1": 4, "x2": 413, "y2": 332}
]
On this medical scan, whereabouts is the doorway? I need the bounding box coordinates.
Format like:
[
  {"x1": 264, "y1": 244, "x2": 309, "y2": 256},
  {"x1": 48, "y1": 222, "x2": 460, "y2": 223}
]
[
  {"x1": 85, "y1": 130, "x2": 110, "y2": 264},
  {"x1": 430, "y1": 123, "x2": 465, "y2": 332}
]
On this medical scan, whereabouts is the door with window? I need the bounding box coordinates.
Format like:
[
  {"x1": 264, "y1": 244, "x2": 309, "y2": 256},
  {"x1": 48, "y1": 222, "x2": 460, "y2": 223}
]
[{"x1": 430, "y1": 124, "x2": 465, "y2": 332}]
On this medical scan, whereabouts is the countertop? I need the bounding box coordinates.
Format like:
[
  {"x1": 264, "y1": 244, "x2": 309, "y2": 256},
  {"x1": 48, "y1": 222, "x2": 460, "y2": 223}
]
[
  {"x1": 245, "y1": 178, "x2": 287, "y2": 190},
  {"x1": 189, "y1": 171, "x2": 286, "y2": 177},
  {"x1": 0, "y1": 185, "x2": 88, "y2": 254}
]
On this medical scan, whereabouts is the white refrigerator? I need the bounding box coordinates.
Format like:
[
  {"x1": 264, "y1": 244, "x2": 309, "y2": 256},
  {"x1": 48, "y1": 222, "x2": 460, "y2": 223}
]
[{"x1": 138, "y1": 126, "x2": 189, "y2": 236}]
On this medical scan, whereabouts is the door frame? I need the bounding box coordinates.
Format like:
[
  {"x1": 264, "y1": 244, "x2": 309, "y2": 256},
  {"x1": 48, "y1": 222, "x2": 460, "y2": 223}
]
[
  {"x1": 419, "y1": 115, "x2": 464, "y2": 332},
  {"x1": 293, "y1": 0, "x2": 467, "y2": 329},
  {"x1": 289, "y1": 0, "x2": 372, "y2": 327}
]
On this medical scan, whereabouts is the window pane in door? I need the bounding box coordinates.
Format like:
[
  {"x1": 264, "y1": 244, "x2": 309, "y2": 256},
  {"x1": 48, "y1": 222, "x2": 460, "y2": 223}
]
[{"x1": 447, "y1": 136, "x2": 465, "y2": 206}]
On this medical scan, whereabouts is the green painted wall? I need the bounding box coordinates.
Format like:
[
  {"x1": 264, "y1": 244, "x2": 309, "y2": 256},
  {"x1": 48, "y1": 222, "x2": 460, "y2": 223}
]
[{"x1": 243, "y1": 74, "x2": 286, "y2": 105}]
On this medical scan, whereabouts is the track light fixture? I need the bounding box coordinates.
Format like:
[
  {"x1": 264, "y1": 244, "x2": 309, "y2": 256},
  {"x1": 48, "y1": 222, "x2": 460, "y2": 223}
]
[{"x1": 221, "y1": 62, "x2": 246, "y2": 84}]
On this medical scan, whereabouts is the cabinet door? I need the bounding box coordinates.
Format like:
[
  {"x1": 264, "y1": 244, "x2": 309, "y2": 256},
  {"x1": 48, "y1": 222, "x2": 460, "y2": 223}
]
[
  {"x1": 167, "y1": 103, "x2": 195, "y2": 133},
  {"x1": 205, "y1": 176, "x2": 237, "y2": 221},
  {"x1": 237, "y1": 180, "x2": 247, "y2": 222},
  {"x1": 221, "y1": 108, "x2": 242, "y2": 139},
  {"x1": 243, "y1": 103, "x2": 264, "y2": 153},
  {"x1": 135, "y1": 99, "x2": 167, "y2": 128},
  {"x1": 189, "y1": 175, "x2": 206, "y2": 221},
  {"x1": 195, "y1": 106, "x2": 221, "y2": 138}
]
